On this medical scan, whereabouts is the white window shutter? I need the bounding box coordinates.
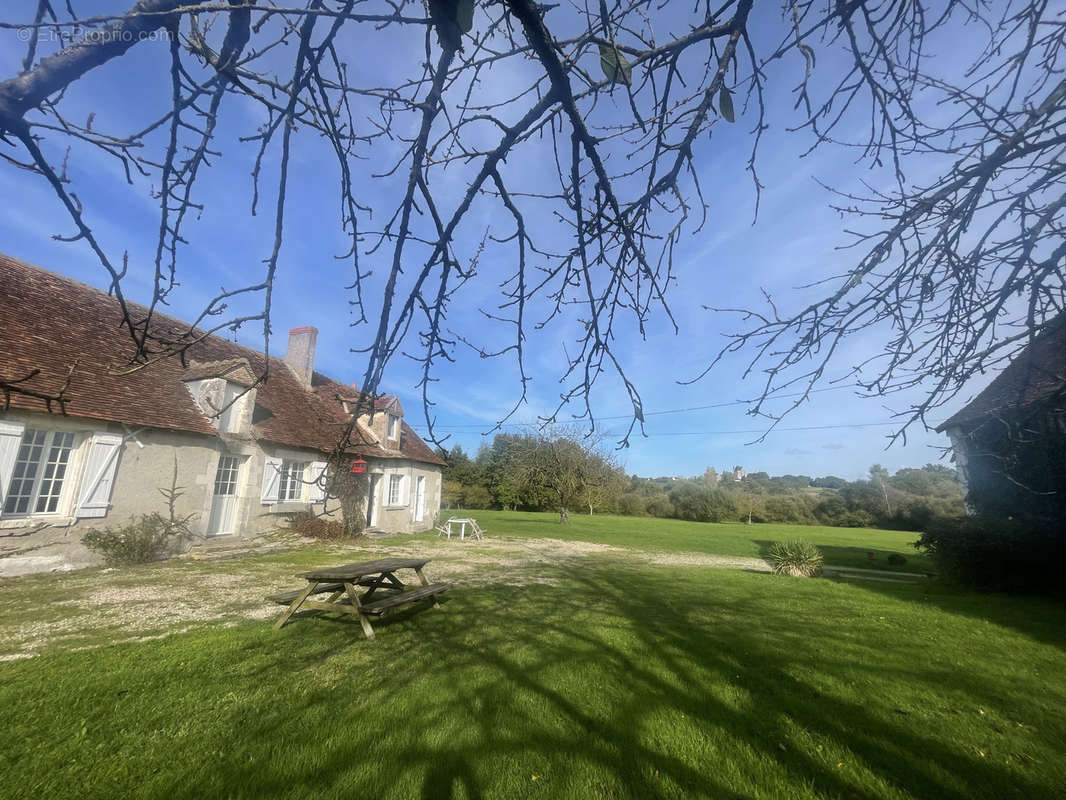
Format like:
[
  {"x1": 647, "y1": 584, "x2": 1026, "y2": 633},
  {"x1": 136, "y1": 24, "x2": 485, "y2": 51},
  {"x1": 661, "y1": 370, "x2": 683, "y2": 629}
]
[
  {"x1": 403, "y1": 474, "x2": 411, "y2": 506},
  {"x1": 0, "y1": 420, "x2": 26, "y2": 511},
  {"x1": 261, "y1": 456, "x2": 282, "y2": 504},
  {"x1": 75, "y1": 432, "x2": 124, "y2": 518},
  {"x1": 308, "y1": 461, "x2": 327, "y2": 503}
]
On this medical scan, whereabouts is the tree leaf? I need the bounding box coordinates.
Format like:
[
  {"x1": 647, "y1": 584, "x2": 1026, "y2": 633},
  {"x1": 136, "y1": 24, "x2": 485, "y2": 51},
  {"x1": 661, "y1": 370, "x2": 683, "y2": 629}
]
[
  {"x1": 718, "y1": 86, "x2": 735, "y2": 123},
  {"x1": 599, "y1": 42, "x2": 632, "y2": 86},
  {"x1": 456, "y1": 0, "x2": 475, "y2": 34}
]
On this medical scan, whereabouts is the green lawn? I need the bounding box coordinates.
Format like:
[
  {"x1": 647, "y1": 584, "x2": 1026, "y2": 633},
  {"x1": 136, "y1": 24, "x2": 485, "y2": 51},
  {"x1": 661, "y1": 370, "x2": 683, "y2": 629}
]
[
  {"x1": 1, "y1": 518, "x2": 1063, "y2": 799},
  {"x1": 456, "y1": 510, "x2": 935, "y2": 572}
]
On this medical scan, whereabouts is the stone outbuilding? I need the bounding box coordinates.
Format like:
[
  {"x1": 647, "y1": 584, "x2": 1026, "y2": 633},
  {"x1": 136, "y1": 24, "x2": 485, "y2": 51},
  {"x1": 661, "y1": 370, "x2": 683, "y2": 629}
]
[
  {"x1": 0, "y1": 253, "x2": 444, "y2": 575},
  {"x1": 936, "y1": 313, "x2": 1066, "y2": 523}
]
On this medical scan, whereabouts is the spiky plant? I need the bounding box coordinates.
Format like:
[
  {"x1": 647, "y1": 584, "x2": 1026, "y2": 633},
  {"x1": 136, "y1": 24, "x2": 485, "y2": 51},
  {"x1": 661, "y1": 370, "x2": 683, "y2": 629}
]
[{"x1": 767, "y1": 540, "x2": 824, "y2": 577}]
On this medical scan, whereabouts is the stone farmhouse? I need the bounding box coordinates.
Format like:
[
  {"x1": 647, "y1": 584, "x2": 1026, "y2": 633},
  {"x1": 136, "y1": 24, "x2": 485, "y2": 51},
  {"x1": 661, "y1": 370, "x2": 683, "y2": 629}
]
[
  {"x1": 937, "y1": 313, "x2": 1065, "y2": 523},
  {"x1": 0, "y1": 254, "x2": 444, "y2": 575}
]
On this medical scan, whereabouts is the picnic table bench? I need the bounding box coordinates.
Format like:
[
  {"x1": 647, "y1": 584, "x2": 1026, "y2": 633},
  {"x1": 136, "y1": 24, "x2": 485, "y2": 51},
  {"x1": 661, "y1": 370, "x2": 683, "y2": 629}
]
[{"x1": 267, "y1": 557, "x2": 449, "y2": 639}]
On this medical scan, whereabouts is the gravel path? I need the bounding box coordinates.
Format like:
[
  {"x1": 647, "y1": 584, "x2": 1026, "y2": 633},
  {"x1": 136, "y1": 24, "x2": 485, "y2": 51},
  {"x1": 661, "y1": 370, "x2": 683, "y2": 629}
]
[
  {"x1": 4, "y1": 536, "x2": 933, "y2": 661},
  {"x1": 641, "y1": 552, "x2": 772, "y2": 572}
]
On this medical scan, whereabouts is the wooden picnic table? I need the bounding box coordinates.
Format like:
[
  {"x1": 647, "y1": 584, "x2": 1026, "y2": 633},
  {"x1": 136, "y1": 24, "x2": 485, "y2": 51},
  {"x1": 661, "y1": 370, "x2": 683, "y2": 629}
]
[{"x1": 267, "y1": 557, "x2": 449, "y2": 639}]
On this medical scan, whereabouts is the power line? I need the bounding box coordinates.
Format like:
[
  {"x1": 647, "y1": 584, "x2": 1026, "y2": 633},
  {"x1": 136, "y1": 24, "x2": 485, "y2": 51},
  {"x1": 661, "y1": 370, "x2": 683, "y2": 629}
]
[
  {"x1": 409, "y1": 384, "x2": 866, "y2": 431},
  {"x1": 597, "y1": 421, "x2": 907, "y2": 437},
  {"x1": 413, "y1": 420, "x2": 935, "y2": 438}
]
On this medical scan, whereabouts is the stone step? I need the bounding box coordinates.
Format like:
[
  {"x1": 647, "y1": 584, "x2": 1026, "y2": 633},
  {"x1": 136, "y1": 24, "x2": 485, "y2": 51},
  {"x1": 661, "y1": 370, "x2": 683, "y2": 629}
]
[{"x1": 364, "y1": 528, "x2": 395, "y2": 539}]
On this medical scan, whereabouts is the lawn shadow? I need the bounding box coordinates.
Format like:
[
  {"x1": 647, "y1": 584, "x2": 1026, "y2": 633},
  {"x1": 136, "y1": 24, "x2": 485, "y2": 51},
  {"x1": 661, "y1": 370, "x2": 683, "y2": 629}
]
[
  {"x1": 833, "y1": 573, "x2": 1066, "y2": 653},
  {"x1": 752, "y1": 533, "x2": 1066, "y2": 650},
  {"x1": 754, "y1": 538, "x2": 927, "y2": 573},
  {"x1": 162, "y1": 562, "x2": 1063, "y2": 800},
  {"x1": 420, "y1": 753, "x2": 483, "y2": 800}
]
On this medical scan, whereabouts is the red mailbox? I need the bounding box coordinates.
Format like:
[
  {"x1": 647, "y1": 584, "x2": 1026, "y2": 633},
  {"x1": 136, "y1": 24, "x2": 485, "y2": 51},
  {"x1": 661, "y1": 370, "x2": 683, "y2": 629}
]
[{"x1": 350, "y1": 458, "x2": 367, "y2": 474}]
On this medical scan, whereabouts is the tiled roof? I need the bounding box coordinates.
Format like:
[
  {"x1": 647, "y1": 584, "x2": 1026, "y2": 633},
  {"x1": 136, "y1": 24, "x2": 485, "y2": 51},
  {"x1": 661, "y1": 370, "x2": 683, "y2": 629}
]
[
  {"x1": 937, "y1": 312, "x2": 1066, "y2": 431},
  {"x1": 0, "y1": 252, "x2": 444, "y2": 466},
  {"x1": 183, "y1": 358, "x2": 258, "y2": 386},
  {"x1": 332, "y1": 388, "x2": 403, "y2": 413}
]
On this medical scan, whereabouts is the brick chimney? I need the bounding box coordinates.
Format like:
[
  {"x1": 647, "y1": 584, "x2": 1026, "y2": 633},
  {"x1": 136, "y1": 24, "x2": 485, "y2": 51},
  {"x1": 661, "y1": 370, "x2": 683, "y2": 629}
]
[{"x1": 283, "y1": 326, "x2": 318, "y2": 388}]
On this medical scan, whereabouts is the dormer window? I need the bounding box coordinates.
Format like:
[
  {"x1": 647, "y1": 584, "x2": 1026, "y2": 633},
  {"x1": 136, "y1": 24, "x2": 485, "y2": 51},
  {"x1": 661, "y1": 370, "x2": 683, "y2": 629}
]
[
  {"x1": 387, "y1": 414, "x2": 400, "y2": 440},
  {"x1": 183, "y1": 359, "x2": 257, "y2": 436},
  {"x1": 189, "y1": 378, "x2": 245, "y2": 433}
]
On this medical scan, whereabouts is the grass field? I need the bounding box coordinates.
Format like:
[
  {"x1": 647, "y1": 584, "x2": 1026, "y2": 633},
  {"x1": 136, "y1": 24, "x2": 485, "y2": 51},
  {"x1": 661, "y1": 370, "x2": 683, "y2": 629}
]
[
  {"x1": 455, "y1": 510, "x2": 935, "y2": 572},
  {"x1": 1, "y1": 515, "x2": 1063, "y2": 799}
]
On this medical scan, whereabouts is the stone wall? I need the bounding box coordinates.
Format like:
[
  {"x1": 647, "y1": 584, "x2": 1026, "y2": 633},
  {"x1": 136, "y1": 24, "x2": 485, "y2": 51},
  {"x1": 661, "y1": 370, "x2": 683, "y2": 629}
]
[
  {"x1": 367, "y1": 460, "x2": 442, "y2": 533},
  {"x1": 1, "y1": 410, "x2": 441, "y2": 576},
  {"x1": 1, "y1": 412, "x2": 220, "y2": 575}
]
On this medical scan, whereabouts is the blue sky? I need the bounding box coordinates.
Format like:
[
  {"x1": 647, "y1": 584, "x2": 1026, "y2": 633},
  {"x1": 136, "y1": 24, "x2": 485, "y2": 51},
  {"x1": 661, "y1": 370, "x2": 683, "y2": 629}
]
[{"x1": 0, "y1": 3, "x2": 997, "y2": 480}]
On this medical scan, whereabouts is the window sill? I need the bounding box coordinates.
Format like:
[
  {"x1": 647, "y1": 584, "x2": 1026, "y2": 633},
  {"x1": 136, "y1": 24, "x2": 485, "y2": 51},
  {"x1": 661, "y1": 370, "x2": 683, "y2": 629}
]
[
  {"x1": 0, "y1": 516, "x2": 75, "y2": 530},
  {"x1": 263, "y1": 501, "x2": 310, "y2": 513},
  {"x1": 383, "y1": 505, "x2": 409, "y2": 511}
]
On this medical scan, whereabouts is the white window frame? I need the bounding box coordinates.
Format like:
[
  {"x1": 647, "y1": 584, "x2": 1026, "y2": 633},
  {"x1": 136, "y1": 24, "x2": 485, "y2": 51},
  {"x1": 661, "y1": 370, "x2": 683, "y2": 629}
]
[
  {"x1": 277, "y1": 460, "x2": 309, "y2": 502},
  {"x1": 213, "y1": 455, "x2": 243, "y2": 497},
  {"x1": 1, "y1": 428, "x2": 78, "y2": 518},
  {"x1": 387, "y1": 473, "x2": 404, "y2": 507},
  {"x1": 387, "y1": 414, "x2": 400, "y2": 440}
]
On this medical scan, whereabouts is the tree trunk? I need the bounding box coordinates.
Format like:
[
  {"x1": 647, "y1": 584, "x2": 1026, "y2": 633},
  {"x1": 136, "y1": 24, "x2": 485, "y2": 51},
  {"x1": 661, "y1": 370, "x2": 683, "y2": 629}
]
[
  {"x1": 331, "y1": 468, "x2": 367, "y2": 537},
  {"x1": 559, "y1": 507, "x2": 569, "y2": 524}
]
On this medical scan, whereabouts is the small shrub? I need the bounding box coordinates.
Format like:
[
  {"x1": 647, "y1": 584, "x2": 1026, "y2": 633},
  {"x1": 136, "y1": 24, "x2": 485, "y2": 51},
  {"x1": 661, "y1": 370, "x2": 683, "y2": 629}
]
[
  {"x1": 82, "y1": 513, "x2": 186, "y2": 567},
  {"x1": 764, "y1": 495, "x2": 817, "y2": 525},
  {"x1": 840, "y1": 510, "x2": 874, "y2": 528},
  {"x1": 616, "y1": 493, "x2": 648, "y2": 517},
  {"x1": 886, "y1": 553, "x2": 907, "y2": 566},
  {"x1": 645, "y1": 495, "x2": 675, "y2": 519},
  {"x1": 286, "y1": 510, "x2": 346, "y2": 540},
  {"x1": 767, "y1": 539, "x2": 824, "y2": 577},
  {"x1": 668, "y1": 482, "x2": 737, "y2": 522},
  {"x1": 286, "y1": 509, "x2": 318, "y2": 528},
  {"x1": 461, "y1": 484, "x2": 493, "y2": 510}
]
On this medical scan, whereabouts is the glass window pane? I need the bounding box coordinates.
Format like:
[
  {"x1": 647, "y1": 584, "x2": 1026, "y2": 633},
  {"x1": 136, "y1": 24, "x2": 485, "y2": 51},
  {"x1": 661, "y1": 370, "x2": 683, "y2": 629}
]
[
  {"x1": 34, "y1": 431, "x2": 75, "y2": 514},
  {"x1": 213, "y1": 456, "x2": 241, "y2": 496},
  {"x1": 279, "y1": 460, "x2": 291, "y2": 500},
  {"x1": 276, "y1": 460, "x2": 308, "y2": 501},
  {"x1": 4, "y1": 428, "x2": 53, "y2": 515}
]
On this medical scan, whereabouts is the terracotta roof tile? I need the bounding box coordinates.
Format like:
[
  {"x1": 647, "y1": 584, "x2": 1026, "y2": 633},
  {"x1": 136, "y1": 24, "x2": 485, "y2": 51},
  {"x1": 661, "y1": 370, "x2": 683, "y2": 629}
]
[
  {"x1": 183, "y1": 358, "x2": 257, "y2": 386},
  {"x1": 0, "y1": 252, "x2": 445, "y2": 467}
]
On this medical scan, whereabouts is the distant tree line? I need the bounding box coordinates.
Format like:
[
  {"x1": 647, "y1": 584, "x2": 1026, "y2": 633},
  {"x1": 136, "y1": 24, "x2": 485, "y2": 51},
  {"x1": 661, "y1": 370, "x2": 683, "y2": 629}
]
[
  {"x1": 441, "y1": 434, "x2": 965, "y2": 531},
  {"x1": 441, "y1": 430, "x2": 626, "y2": 524}
]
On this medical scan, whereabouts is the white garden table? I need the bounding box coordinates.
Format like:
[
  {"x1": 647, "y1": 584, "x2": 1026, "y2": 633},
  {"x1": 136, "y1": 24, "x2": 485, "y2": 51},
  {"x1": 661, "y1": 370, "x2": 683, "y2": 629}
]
[{"x1": 441, "y1": 517, "x2": 484, "y2": 540}]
